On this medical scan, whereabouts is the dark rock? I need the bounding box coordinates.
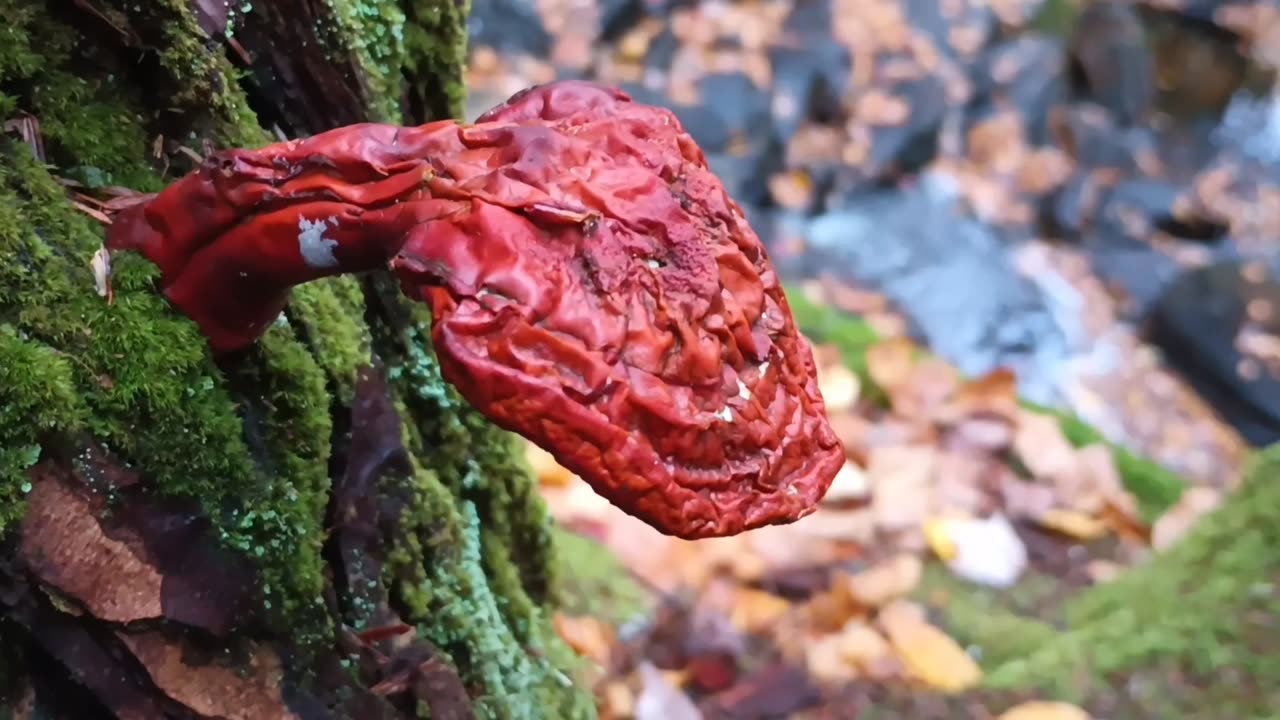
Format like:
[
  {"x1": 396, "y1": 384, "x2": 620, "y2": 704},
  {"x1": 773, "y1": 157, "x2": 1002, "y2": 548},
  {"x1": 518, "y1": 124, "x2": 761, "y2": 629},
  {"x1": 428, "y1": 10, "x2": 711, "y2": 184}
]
[
  {"x1": 617, "y1": 83, "x2": 733, "y2": 153},
  {"x1": 971, "y1": 35, "x2": 1068, "y2": 145},
  {"x1": 768, "y1": 42, "x2": 850, "y2": 143},
  {"x1": 644, "y1": 26, "x2": 680, "y2": 73},
  {"x1": 781, "y1": 0, "x2": 834, "y2": 37},
  {"x1": 803, "y1": 174, "x2": 1072, "y2": 403},
  {"x1": 1068, "y1": 0, "x2": 1154, "y2": 126},
  {"x1": 699, "y1": 72, "x2": 772, "y2": 137},
  {"x1": 1057, "y1": 104, "x2": 1160, "y2": 173},
  {"x1": 866, "y1": 75, "x2": 949, "y2": 179},
  {"x1": 1146, "y1": 8, "x2": 1250, "y2": 122},
  {"x1": 706, "y1": 136, "x2": 785, "y2": 209},
  {"x1": 467, "y1": 0, "x2": 551, "y2": 58},
  {"x1": 1043, "y1": 171, "x2": 1098, "y2": 240},
  {"x1": 1146, "y1": 262, "x2": 1280, "y2": 446},
  {"x1": 599, "y1": 0, "x2": 647, "y2": 43}
]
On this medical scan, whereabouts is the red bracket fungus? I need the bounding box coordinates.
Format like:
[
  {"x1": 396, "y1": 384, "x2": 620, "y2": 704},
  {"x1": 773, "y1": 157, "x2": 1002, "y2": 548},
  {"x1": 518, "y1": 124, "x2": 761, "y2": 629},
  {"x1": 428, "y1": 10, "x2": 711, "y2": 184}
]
[{"x1": 103, "y1": 81, "x2": 844, "y2": 539}]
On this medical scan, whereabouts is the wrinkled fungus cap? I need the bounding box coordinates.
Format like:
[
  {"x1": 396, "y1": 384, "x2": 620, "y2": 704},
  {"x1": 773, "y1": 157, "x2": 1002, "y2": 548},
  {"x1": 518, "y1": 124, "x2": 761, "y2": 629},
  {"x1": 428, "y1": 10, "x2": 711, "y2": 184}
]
[{"x1": 104, "y1": 80, "x2": 845, "y2": 539}]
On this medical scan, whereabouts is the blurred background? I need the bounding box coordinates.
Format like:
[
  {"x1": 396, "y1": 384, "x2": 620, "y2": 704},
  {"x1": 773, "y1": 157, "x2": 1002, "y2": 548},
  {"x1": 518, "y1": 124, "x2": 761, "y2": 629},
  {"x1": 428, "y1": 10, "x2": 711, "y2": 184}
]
[{"x1": 476, "y1": 0, "x2": 1280, "y2": 717}]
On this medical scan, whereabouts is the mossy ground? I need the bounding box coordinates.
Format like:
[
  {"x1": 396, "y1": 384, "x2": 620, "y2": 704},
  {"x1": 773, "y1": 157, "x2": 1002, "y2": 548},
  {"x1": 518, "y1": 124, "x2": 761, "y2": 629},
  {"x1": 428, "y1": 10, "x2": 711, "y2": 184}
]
[
  {"x1": 0, "y1": 1, "x2": 595, "y2": 716},
  {"x1": 788, "y1": 288, "x2": 1278, "y2": 717}
]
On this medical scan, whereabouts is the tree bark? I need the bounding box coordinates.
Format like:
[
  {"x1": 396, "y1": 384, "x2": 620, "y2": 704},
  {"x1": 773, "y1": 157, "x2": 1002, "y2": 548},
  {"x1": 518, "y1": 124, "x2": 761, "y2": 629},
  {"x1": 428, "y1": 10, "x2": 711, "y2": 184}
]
[{"x1": 0, "y1": 1, "x2": 594, "y2": 718}]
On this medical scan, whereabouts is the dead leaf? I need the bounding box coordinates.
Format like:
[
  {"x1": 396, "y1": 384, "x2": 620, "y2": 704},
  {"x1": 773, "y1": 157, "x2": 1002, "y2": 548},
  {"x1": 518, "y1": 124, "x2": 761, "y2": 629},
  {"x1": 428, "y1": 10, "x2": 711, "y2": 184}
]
[
  {"x1": 835, "y1": 619, "x2": 894, "y2": 670},
  {"x1": 527, "y1": 443, "x2": 575, "y2": 487},
  {"x1": 843, "y1": 554, "x2": 923, "y2": 609},
  {"x1": 817, "y1": 362, "x2": 862, "y2": 413},
  {"x1": 806, "y1": 632, "x2": 855, "y2": 683},
  {"x1": 998, "y1": 700, "x2": 1091, "y2": 720},
  {"x1": 1151, "y1": 487, "x2": 1221, "y2": 551},
  {"x1": 877, "y1": 600, "x2": 982, "y2": 693},
  {"x1": 939, "y1": 368, "x2": 1020, "y2": 425},
  {"x1": 892, "y1": 358, "x2": 961, "y2": 420},
  {"x1": 730, "y1": 588, "x2": 793, "y2": 634},
  {"x1": 1012, "y1": 410, "x2": 1078, "y2": 481},
  {"x1": 1037, "y1": 509, "x2": 1109, "y2": 541},
  {"x1": 20, "y1": 473, "x2": 164, "y2": 623},
  {"x1": 822, "y1": 461, "x2": 871, "y2": 504},
  {"x1": 553, "y1": 613, "x2": 616, "y2": 664},
  {"x1": 635, "y1": 662, "x2": 702, "y2": 720},
  {"x1": 927, "y1": 513, "x2": 1027, "y2": 587},
  {"x1": 117, "y1": 631, "x2": 300, "y2": 719},
  {"x1": 866, "y1": 337, "x2": 918, "y2": 391},
  {"x1": 869, "y1": 445, "x2": 937, "y2": 531}
]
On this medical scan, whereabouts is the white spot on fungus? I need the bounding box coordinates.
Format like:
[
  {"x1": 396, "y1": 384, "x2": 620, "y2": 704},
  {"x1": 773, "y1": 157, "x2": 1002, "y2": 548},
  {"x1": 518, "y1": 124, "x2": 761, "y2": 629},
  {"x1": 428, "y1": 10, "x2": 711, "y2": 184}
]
[
  {"x1": 714, "y1": 406, "x2": 733, "y2": 423},
  {"x1": 737, "y1": 378, "x2": 751, "y2": 400},
  {"x1": 298, "y1": 216, "x2": 339, "y2": 268}
]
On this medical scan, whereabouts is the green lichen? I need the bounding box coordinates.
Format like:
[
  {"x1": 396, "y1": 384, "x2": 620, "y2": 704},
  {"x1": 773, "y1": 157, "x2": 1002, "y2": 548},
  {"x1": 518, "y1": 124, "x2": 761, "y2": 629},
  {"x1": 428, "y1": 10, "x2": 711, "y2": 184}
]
[
  {"x1": 322, "y1": 0, "x2": 410, "y2": 122},
  {"x1": 379, "y1": 308, "x2": 595, "y2": 719},
  {"x1": 782, "y1": 286, "x2": 1187, "y2": 519}
]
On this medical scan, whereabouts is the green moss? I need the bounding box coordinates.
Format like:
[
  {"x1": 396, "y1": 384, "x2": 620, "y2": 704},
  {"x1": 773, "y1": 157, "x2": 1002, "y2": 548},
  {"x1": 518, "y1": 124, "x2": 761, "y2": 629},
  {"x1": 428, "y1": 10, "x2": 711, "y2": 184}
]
[
  {"x1": 0, "y1": 136, "x2": 338, "y2": 638},
  {"x1": 109, "y1": 0, "x2": 268, "y2": 149},
  {"x1": 989, "y1": 445, "x2": 1279, "y2": 692},
  {"x1": 782, "y1": 286, "x2": 1187, "y2": 518},
  {"x1": 552, "y1": 528, "x2": 654, "y2": 626},
  {"x1": 0, "y1": 0, "x2": 159, "y2": 189},
  {"x1": 402, "y1": 0, "x2": 473, "y2": 120},
  {"x1": 0, "y1": 325, "x2": 86, "y2": 533},
  {"x1": 287, "y1": 277, "x2": 375, "y2": 403}
]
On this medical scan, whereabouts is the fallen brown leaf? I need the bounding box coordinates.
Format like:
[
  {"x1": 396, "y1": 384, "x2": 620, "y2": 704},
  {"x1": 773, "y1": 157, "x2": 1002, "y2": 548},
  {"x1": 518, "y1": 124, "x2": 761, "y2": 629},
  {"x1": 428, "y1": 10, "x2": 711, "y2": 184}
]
[
  {"x1": 877, "y1": 600, "x2": 982, "y2": 693},
  {"x1": 998, "y1": 700, "x2": 1091, "y2": 720},
  {"x1": 117, "y1": 631, "x2": 299, "y2": 719},
  {"x1": 1151, "y1": 486, "x2": 1221, "y2": 552},
  {"x1": 843, "y1": 554, "x2": 923, "y2": 610}
]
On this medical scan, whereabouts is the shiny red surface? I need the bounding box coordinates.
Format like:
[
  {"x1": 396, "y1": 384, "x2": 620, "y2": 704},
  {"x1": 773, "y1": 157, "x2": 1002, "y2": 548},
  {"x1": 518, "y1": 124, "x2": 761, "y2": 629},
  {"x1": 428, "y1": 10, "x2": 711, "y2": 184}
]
[{"x1": 105, "y1": 81, "x2": 844, "y2": 538}]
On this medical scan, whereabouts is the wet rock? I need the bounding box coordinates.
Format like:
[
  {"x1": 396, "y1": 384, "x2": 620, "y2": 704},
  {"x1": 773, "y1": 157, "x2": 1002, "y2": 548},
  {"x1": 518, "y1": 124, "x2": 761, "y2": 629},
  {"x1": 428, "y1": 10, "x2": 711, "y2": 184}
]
[
  {"x1": 599, "y1": 0, "x2": 648, "y2": 44},
  {"x1": 864, "y1": 75, "x2": 950, "y2": 180},
  {"x1": 468, "y1": 0, "x2": 551, "y2": 58},
  {"x1": 1056, "y1": 104, "x2": 1161, "y2": 173},
  {"x1": 698, "y1": 72, "x2": 773, "y2": 138},
  {"x1": 971, "y1": 35, "x2": 1068, "y2": 146},
  {"x1": 617, "y1": 83, "x2": 732, "y2": 153},
  {"x1": 802, "y1": 173, "x2": 1072, "y2": 403},
  {"x1": 1213, "y1": 90, "x2": 1280, "y2": 167},
  {"x1": 1146, "y1": 261, "x2": 1280, "y2": 445},
  {"x1": 768, "y1": 42, "x2": 849, "y2": 143},
  {"x1": 644, "y1": 26, "x2": 680, "y2": 73},
  {"x1": 1068, "y1": 0, "x2": 1155, "y2": 126},
  {"x1": 781, "y1": 0, "x2": 835, "y2": 38},
  {"x1": 1146, "y1": 7, "x2": 1252, "y2": 121}
]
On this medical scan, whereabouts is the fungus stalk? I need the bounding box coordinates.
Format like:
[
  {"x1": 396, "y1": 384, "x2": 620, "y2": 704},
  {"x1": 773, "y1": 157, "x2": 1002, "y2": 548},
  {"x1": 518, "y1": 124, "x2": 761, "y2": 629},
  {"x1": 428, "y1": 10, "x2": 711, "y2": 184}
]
[{"x1": 104, "y1": 81, "x2": 845, "y2": 540}]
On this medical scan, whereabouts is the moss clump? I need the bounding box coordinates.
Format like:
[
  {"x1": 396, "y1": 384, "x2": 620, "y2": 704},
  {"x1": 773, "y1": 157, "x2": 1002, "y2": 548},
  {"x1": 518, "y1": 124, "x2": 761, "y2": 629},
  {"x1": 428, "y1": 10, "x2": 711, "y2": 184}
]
[
  {"x1": 0, "y1": 0, "x2": 160, "y2": 190},
  {"x1": 0, "y1": 324, "x2": 85, "y2": 534},
  {"x1": 782, "y1": 286, "x2": 1187, "y2": 518},
  {"x1": 287, "y1": 277, "x2": 375, "y2": 404},
  {"x1": 982, "y1": 445, "x2": 1279, "y2": 714},
  {"x1": 402, "y1": 0, "x2": 474, "y2": 120}
]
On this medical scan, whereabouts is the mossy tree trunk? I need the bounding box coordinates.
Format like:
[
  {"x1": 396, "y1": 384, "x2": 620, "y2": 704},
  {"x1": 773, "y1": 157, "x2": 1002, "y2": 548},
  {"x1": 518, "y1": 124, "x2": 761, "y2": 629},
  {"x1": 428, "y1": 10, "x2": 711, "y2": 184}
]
[{"x1": 0, "y1": 2, "x2": 594, "y2": 718}]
